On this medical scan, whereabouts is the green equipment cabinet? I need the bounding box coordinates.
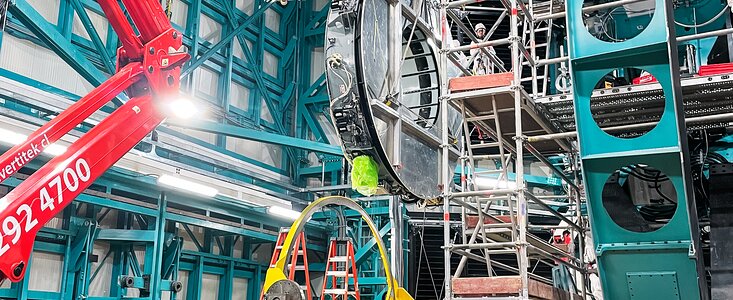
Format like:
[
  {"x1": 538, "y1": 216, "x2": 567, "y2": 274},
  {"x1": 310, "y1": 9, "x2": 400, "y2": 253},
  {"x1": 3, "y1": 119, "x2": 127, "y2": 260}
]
[{"x1": 565, "y1": 0, "x2": 709, "y2": 299}]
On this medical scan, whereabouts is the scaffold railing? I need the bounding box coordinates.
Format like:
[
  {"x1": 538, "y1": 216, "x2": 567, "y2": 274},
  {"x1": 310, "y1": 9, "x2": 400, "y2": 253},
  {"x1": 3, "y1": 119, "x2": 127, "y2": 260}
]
[{"x1": 438, "y1": 0, "x2": 588, "y2": 299}]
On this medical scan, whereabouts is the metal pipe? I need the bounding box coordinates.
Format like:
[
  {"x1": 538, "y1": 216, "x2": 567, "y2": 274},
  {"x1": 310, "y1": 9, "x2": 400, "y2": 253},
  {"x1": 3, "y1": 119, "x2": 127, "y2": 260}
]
[
  {"x1": 448, "y1": 38, "x2": 512, "y2": 54},
  {"x1": 447, "y1": 9, "x2": 496, "y2": 64},
  {"x1": 447, "y1": 0, "x2": 491, "y2": 9},
  {"x1": 678, "y1": 27, "x2": 733, "y2": 42},
  {"x1": 527, "y1": 112, "x2": 733, "y2": 142},
  {"x1": 525, "y1": 192, "x2": 582, "y2": 232},
  {"x1": 451, "y1": 249, "x2": 554, "y2": 285},
  {"x1": 537, "y1": 0, "x2": 645, "y2": 21},
  {"x1": 527, "y1": 244, "x2": 585, "y2": 272},
  {"x1": 473, "y1": 154, "x2": 511, "y2": 160},
  {"x1": 452, "y1": 198, "x2": 481, "y2": 213},
  {"x1": 510, "y1": 0, "x2": 530, "y2": 296},
  {"x1": 449, "y1": 242, "x2": 517, "y2": 250},
  {"x1": 451, "y1": 189, "x2": 516, "y2": 198},
  {"x1": 528, "y1": 225, "x2": 576, "y2": 230},
  {"x1": 463, "y1": 6, "x2": 507, "y2": 12},
  {"x1": 440, "y1": 0, "x2": 453, "y2": 296},
  {"x1": 524, "y1": 142, "x2": 581, "y2": 192},
  {"x1": 537, "y1": 56, "x2": 569, "y2": 66}
]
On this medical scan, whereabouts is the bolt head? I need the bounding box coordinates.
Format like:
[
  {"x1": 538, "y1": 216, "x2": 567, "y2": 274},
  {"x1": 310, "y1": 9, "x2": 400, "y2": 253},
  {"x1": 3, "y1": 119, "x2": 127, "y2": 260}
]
[
  {"x1": 148, "y1": 66, "x2": 154, "y2": 73},
  {"x1": 12, "y1": 262, "x2": 24, "y2": 278},
  {"x1": 149, "y1": 47, "x2": 155, "y2": 55}
]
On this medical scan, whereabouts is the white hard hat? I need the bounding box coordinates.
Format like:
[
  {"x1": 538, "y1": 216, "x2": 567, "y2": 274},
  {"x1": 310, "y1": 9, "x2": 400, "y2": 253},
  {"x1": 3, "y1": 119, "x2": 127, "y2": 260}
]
[{"x1": 474, "y1": 23, "x2": 486, "y2": 32}]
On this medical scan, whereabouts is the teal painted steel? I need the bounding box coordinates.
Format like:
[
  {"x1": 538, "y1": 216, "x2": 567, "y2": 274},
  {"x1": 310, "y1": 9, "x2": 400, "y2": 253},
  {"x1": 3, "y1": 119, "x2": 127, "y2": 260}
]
[
  {"x1": 170, "y1": 120, "x2": 343, "y2": 156},
  {"x1": 0, "y1": 0, "x2": 350, "y2": 297},
  {"x1": 566, "y1": 0, "x2": 708, "y2": 299}
]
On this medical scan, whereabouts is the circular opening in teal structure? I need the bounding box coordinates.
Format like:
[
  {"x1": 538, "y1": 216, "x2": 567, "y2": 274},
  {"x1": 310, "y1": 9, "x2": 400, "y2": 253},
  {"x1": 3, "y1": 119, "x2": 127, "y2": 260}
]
[
  {"x1": 601, "y1": 164, "x2": 677, "y2": 233},
  {"x1": 583, "y1": 0, "x2": 655, "y2": 43},
  {"x1": 590, "y1": 68, "x2": 665, "y2": 139}
]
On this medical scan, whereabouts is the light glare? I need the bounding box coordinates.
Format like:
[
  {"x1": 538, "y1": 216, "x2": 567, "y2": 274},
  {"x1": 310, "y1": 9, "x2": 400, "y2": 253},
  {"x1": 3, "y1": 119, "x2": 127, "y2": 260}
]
[
  {"x1": 475, "y1": 176, "x2": 517, "y2": 190},
  {"x1": 267, "y1": 206, "x2": 301, "y2": 220},
  {"x1": 158, "y1": 174, "x2": 219, "y2": 197},
  {"x1": 44, "y1": 144, "x2": 67, "y2": 156},
  {"x1": 170, "y1": 98, "x2": 198, "y2": 119},
  {"x1": 0, "y1": 128, "x2": 27, "y2": 145}
]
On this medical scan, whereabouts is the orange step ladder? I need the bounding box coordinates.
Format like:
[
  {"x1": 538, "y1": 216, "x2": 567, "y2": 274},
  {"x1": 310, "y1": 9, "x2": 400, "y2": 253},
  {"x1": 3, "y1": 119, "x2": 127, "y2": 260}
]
[
  {"x1": 261, "y1": 227, "x2": 312, "y2": 299},
  {"x1": 321, "y1": 238, "x2": 360, "y2": 300}
]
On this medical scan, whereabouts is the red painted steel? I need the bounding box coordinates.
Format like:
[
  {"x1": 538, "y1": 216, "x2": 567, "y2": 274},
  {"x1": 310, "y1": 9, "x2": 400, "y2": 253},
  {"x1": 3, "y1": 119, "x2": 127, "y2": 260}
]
[
  {"x1": 0, "y1": 0, "x2": 188, "y2": 283},
  {"x1": 97, "y1": 0, "x2": 143, "y2": 58},
  {"x1": 0, "y1": 63, "x2": 143, "y2": 184},
  {"x1": 121, "y1": 0, "x2": 173, "y2": 43},
  {"x1": 698, "y1": 62, "x2": 733, "y2": 77}
]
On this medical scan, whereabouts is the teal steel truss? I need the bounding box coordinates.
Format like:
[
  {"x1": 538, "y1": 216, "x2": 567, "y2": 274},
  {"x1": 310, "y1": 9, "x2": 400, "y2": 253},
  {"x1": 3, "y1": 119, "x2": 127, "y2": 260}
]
[{"x1": 566, "y1": 0, "x2": 708, "y2": 299}]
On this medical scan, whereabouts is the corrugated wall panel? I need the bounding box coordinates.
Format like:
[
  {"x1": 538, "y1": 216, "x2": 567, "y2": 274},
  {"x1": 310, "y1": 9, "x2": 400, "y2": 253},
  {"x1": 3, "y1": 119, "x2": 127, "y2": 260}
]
[
  {"x1": 201, "y1": 273, "x2": 220, "y2": 300},
  {"x1": 27, "y1": 251, "x2": 63, "y2": 292},
  {"x1": 89, "y1": 242, "x2": 113, "y2": 297},
  {"x1": 232, "y1": 277, "x2": 249, "y2": 300},
  {"x1": 0, "y1": 35, "x2": 95, "y2": 96}
]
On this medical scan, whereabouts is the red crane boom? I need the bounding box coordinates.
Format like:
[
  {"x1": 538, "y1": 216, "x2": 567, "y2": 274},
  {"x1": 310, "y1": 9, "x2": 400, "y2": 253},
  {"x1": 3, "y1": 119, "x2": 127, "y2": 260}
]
[{"x1": 0, "y1": 0, "x2": 189, "y2": 282}]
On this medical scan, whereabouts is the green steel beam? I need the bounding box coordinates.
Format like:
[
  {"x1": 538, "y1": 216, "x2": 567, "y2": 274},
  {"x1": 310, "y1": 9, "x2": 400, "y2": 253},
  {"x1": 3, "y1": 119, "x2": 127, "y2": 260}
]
[
  {"x1": 8, "y1": 0, "x2": 123, "y2": 106},
  {"x1": 181, "y1": 1, "x2": 276, "y2": 76},
  {"x1": 96, "y1": 229, "x2": 157, "y2": 242},
  {"x1": 355, "y1": 223, "x2": 392, "y2": 266},
  {"x1": 68, "y1": 0, "x2": 115, "y2": 73},
  {"x1": 167, "y1": 120, "x2": 342, "y2": 156}
]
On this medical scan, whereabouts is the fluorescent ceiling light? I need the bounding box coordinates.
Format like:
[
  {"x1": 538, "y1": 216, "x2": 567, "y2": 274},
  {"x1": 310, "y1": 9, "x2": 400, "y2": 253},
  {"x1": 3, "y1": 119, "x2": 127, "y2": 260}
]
[
  {"x1": 158, "y1": 174, "x2": 219, "y2": 197},
  {"x1": 475, "y1": 176, "x2": 517, "y2": 190},
  {"x1": 268, "y1": 206, "x2": 301, "y2": 220},
  {"x1": 0, "y1": 128, "x2": 27, "y2": 145},
  {"x1": 0, "y1": 128, "x2": 68, "y2": 156}
]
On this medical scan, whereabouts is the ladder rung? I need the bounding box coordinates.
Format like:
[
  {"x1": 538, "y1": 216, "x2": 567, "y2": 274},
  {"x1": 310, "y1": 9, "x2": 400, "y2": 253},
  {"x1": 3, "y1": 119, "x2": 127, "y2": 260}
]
[
  {"x1": 329, "y1": 256, "x2": 349, "y2": 262},
  {"x1": 474, "y1": 169, "x2": 504, "y2": 175},
  {"x1": 327, "y1": 271, "x2": 348, "y2": 277},
  {"x1": 471, "y1": 142, "x2": 501, "y2": 149},
  {"x1": 525, "y1": 28, "x2": 550, "y2": 34},
  {"x1": 405, "y1": 52, "x2": 433, "y2": 60},
  {"x1": 288, "y1": 264, "x2": 307, "y2": 271},
  {"x1": 473, "y1": 154, "x2": 511, "y2": 161},
  {"x1": 466, "y1": 115, "x2": 496, "y2": 122},
  {"x1": 324, "y1": 289, "x2": 357, "y2": 295},
  {"x1": 275, "y1": 246, "x2": 283, "y2": 250}
]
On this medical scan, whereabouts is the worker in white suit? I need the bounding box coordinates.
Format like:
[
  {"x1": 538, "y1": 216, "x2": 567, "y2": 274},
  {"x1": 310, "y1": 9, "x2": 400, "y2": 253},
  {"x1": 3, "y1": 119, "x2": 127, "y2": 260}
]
[{"x1": 469, "y1": 23, "x2": 496, "y2": 75}]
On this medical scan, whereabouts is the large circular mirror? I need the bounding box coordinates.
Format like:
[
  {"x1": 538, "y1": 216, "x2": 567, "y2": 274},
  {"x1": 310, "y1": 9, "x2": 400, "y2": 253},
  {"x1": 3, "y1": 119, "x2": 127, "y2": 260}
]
[{"x1": 324, "y1": 0, "x2": 461, "y2": 201}]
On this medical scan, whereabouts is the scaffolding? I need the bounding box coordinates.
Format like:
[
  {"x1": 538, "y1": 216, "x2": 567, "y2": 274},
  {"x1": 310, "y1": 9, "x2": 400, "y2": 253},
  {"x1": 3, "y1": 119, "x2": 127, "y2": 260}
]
[{"x1": 438, "y1": 1, "x2": 588, "y2": 299}]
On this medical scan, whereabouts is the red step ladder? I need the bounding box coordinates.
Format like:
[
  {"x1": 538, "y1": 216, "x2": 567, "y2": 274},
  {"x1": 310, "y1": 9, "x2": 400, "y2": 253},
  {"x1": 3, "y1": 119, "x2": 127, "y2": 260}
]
[
  {"x1": 321, "y1": 238, "x2": 360, "y2": 300},
  {"x1": 261, "y1": 228, "x2": 312, "y2": 300}
]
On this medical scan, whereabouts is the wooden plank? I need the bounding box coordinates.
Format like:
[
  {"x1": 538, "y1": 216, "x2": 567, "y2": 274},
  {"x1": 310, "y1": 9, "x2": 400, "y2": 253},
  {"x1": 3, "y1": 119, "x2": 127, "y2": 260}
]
[
  {"x1": 449, "y1": 72, "x2": 514, "y2": 92},
  {"x1": 452, "y1": 276, "x2": 580, "y2": 299},
  {"x1": 453, "y1": 276, "x2": 522, "y2": 297},
  {"x1": 466, "y1": 215, "x2": 513, "y2": 228}
]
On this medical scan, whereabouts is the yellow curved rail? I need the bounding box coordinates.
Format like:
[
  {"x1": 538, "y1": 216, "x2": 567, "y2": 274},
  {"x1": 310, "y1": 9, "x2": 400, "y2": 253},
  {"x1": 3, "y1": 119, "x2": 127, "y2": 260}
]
[{"x1": 262, "y1": 196, "x2": 413, "y2": 300}]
